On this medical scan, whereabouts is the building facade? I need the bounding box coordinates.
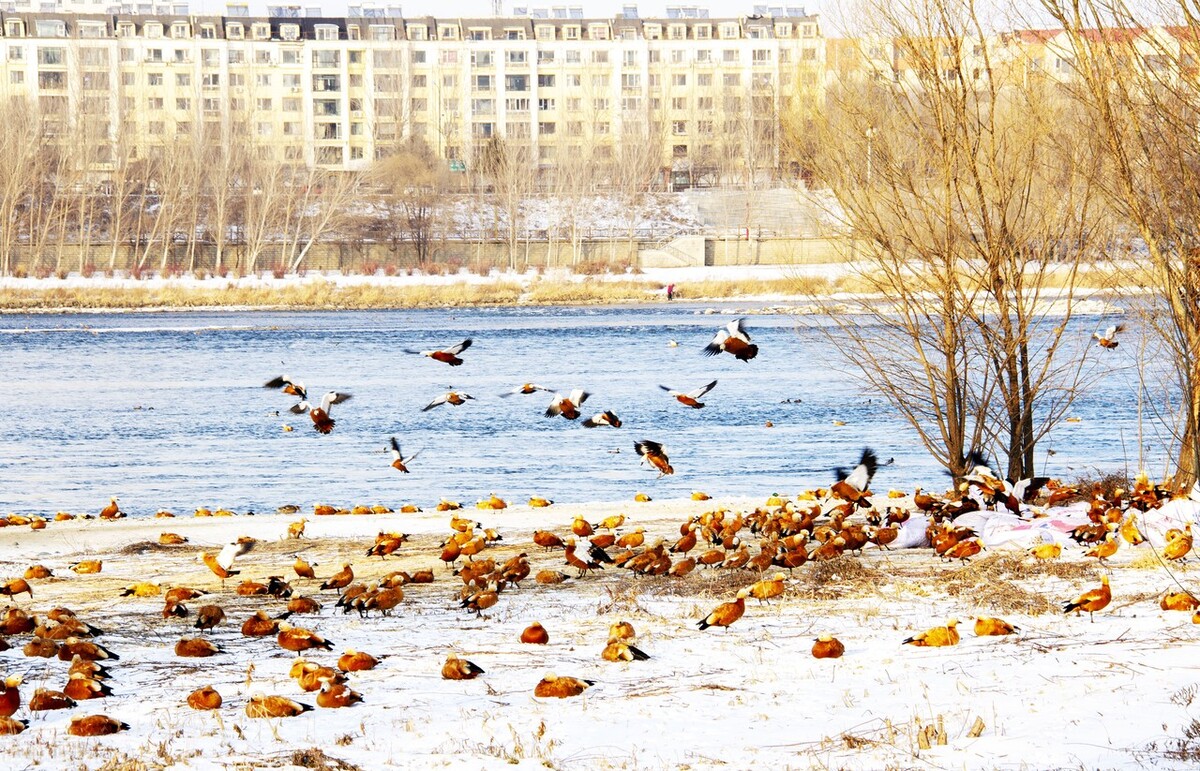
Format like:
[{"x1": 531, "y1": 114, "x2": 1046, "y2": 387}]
[{"x1": 0, "y1": 9, "x2": 824, "y2": 177}]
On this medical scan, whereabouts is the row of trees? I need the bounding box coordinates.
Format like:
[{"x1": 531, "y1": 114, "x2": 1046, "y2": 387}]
[{"x1": 795, "y1": 0, "x2": 1200, "y2": 487}]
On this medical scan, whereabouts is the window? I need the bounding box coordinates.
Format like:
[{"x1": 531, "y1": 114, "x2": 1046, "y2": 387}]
[
  {"x1": 280, "y1": 23, "x2": 300, "y2": 41},
  {"x1": 147, "y1": 73, "x2": 163, "y2": 86},
  {"x1": 535, "y1": 24, "x2": 554, "y2": 40},
  {"x1": 79, "y1": 22, "x2": 107, "y2": 39},
  {"x1": 565, "y1": 50, "x2": 580, "y2": 63},
  {"x1": 564, "y1": 25, "x2": 579, "y2": 40},
  {"x1": 538, "y1": 50, "x2": 555, "y2": 63},
  {"x1": 37, "y1": 47, "x2": 64, "y2": 66},
  {"x1": 594, "y1": 121, "x2": 610, "y2": 134},
  {"x1": 538, "y1": 97, "x2": 554, "y2": 110},
  {"x1": 176, "y1": 97, "x2": 191, "y2": 111},
  {"x1": 505, "y1": 74, "x2": 529, "y2": 91},
  {"x1": 145, "y1": 22, "x2": 164, "y2": 38},
  {"x1": 672, "y1": 97, "x2": 687, "y2": 110},
  {"x1": 672, "y1": 74, "x2": 687, "y2": 86},
  {"x1": 314, "y1": 99, "x2": 339, "y2": 116},
  {"x1": 411, "y1": 50, "x2": 426, "y2": 63},
  {"x1": 313, "y1": 50, "x2": 340, "y2": 68},
  {"x1": 230, "y1": 73, "x2": 245, "y2": 86},
  {"x1": 506, "y1": 97, "x2": 529, "y2": 111},
  {"x1": 257, "y1": 121, "x2": 273, "y2": 136},
  {"x1": 621, "y1": 96, "x2": 641, "y2": 111},
  {"x1": 504, "y1": 27, "x2": 525, "y2": 40},
  {"x1": 282, "y1": 73, "x2": 301, "y2": 88},
  {"x1": 370, "y1": 25, "x2": 394, "y2": 41},
  {"x1": 407, "y1": 24, "x2": 428, "y2": 40},
  {"x1": 565, "y1": 74, "x2": 581, "y2": 87},
  {"x1": 621, "y1": 73, "x2": 640, "y2": 89},
  {"x1": 147, "y1": 96, "x2": 164, "y2": 110},
  {"x1": 466, "y1": 28, "x2": 490, "y2": 40},
  {"x1": 591, "y1": 74, "x2": 609, "y2": 88},
  {"x1": 471, "y1": 98, "x2": 494, "y2": 114},
  {"x1": 256, "y1": 74, "x2": 272, "y2": 87},
  {"x1": 506, "y1": 51, "x2": 527, "y2": 65},
  {"x1": 697, "y1": 73, "x2": 712, "y2": 86},
  {"x1": 282, "y1": 49, "x2": 300, "y2": 64},
  {"x1": 228, "y1": 50, "x2": 245, "y2": 64},
  {"x1": 696, "y1": 49, "x2": 711, "y2": 62},
  {"x1": 566, "y1": 97, "x2": 581, "y2": 110},
  {"x1": 697, "y1": 120, "x2": 713, "y2": 134},
  {"x1": 255, "y1": 50, "x2": 272, "y2": 64},
  {"x1": 315, "y1": 24, "x2": 339, "y2": 41},
  {"x1": 9, "y1": 71, "x2": 23, "y2": 84},
  {"x1": 567, "y1": 120, "x2": 582, "y2": 135},
  {"x1": 149, "y1": 121, "x2": 164, "y2": 134},
  {"x1": 649, "y1": 50, "x2": 661, "y2": 63},
  {"x1": 121, "y1": 72, "x2": 136, "y2": 86},
  {"x1": 753, "y1": 49, "x2": 771, "y2": 63},
  {"x1": 593, "y1": 98, "x2": 609, "y2": 110},
  {"x1": 539, "y1": 145, "x2": 555, "y2": 160},
  {"x1": 374, "y1": 50, "x2": 397, "y2": 67},
  {"x1": 801, "y1": 46, "x2": 816, "y2": 61},
  {"x1": 176, "y1": 73, "x2": 191, "y2": 87},
  {"x1": 35, "y1": 20, "x2": 67, "y2": 38},
  {"x1": 697, "y1": 96, "x2": 713, "y2": 110},
  {"x1": 440, "y1": 50, "x2": 458, "y2": 65},
  {"x1": 672, "y1": 120, "x2": 687, "y2": 134},
  {"x1": 720, "y1": 23, "x2": 739, "y2": 39},
  {"x1": 592, "y1": 51, "x2": 608, "y2": 64},
  {"x1": 202, "y1": 73, "x2": 220, "y2": 87},
  {"x1": 7, "y1": 46, "x2": 23, "y2": 62},
  {"x1": 472, "y1": 74, "x2": 493, "y2": 90},
  {"x1": 251, "y1": 23, "x2": 270, "y2": 40},
  {"x1": 227, "y1": 23, "x2": 244, "y2": 39},
  {"x1": 201, "y1": 48, "x2": 219, "y2": 66},
  {"x1": 83, "y1": 49, "x2": 111, "y2": 67},
  {"x1": 283, "y1": 121, "x2": 300, "y2": 135},
  {"x1": 508, "y1": 122, "x2": 530, "y2": 138},
  {"x1": 670, "y1": 49, "x2": 686, "y2": 64},
  {"x1": 200, "y1": 24, "x2": 216, "y2": 39},
  {"x1": 171, "y1": 23, "x2": 189, "y2": 39},
  {"x1": 442, "y1": 74, "x2": 457, "y2": 88},
  {"x1": 313, "y1": 74, "x2": 340, "y2": 92},
  {"x1": 472, "y1": 51, "x2": 493, "y2": 67},
  {"x1": 257, "y1": 98, "x2": 273, "y2": 110},
  {"x1": 723, "y1": 49, "x2": 738, "y2": 62},
  {"x1": 623, "y1": 50, "x2": 637, "y2": 66},
  {"x1": 537, "y1": 74, "x2": 555, "y2": 88},
  {"x1": 723, "y1": 74, "x2": 740, "y2": 87},
  {"x1": 668, "y1": 24, "x2": 686, "y2": 40},
  {"x1": 588, "y1": 23, "x2": 609, "y2": 40},
  {"x1": 203, "y1": 98, "x2": 220, "y2": 112},
  {"x1": 538, "y1": 121, "x2": 555, "y2": 134},
  {"x1": 473, "y1": 122, "x2": 494, "y2": 138},
  {"x1": 6, "y1": 20, "x2": 24, "y2": 37},
  {"x1": 442, "y1": 98, "x2": 459, "y2": 111},
  {"x1": 412, "y1": 75, "x2": 427, "y2": 87}
]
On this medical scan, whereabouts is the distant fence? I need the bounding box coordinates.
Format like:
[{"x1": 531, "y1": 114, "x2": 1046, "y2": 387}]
[{"x1": 2, "y1": 235, "x2": 858, "y2": 276}]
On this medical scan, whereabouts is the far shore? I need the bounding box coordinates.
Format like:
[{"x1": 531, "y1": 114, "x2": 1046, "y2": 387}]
[{"x1": 0, "y1": 263, "x2": 1125, "y2": 313}]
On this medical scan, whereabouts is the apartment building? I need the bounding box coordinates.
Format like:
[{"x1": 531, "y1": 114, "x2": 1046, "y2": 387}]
[{"x1": 0, "y1": 9, "x2": 824, "y2": 177}]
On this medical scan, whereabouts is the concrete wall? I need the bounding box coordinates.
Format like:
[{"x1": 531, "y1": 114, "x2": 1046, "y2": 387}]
[{"x1": 3, "y1": 236, "x2": 856, "y2": 276}]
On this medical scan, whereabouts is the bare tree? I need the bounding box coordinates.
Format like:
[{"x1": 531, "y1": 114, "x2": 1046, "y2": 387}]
[
  {"x1": 800, "y1": 0, "x2": 1101, "y2": 480},
  {"x1": 368, "y1": 137, "x2": 446, "y2": 265},
  {"x1": 1037, "y1": 1, "x2": 1200, "y2": 486}
]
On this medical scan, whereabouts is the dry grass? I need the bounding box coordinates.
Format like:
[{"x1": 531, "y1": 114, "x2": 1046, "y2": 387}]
[
  {"x1": 522, "y1": 279, "x2": 663, "y2": 304},
  {"x1": 935, "y1": 554, "x2": 1100, "y2": 615}
]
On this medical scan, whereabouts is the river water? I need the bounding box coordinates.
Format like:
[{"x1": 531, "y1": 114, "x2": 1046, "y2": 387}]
[{"x1": 0, "y1": 304, "x2": 1152, "y2": 517}]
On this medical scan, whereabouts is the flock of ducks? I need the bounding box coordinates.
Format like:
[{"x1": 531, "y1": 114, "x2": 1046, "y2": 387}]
[
  {"x1": 0, "y1": 313, "x2": 1178, "y2": 744},
  {"x1": 262, "y1": 319, "x2": 760, "y2": 478}
]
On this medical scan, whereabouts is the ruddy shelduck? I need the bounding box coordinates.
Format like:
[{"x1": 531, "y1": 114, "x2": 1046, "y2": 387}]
[
  {"x1": 1063, "y1": 574, "x2": 1112, "y2": 622},
  {"x1": 442, "y1": 653, "x2": 485, "y2": 680},
  {"x1": 406, "y1": 338, "x2": 472, "y2": 366},
  {"x1": 520, "y1": 622, "x2": 549, "y2": 644},
  {"x1": 702, "y1": 318, "x2": 758, "y2": 361},
  {"x1": 68, "y1": 715, "x2": 128, "y2": 736},
  {"x1": 812, "y1": 635, "x2": 845, "y2": 659},
  {"x1": 697, "y1": 588, "x2": 749, "y2": 630},
  {"x1": 545, "y1": 389, "x2": 590, "y2": 420},
  {"x1": 634, "y1": 440, "x2": 674, "y2": 477},
  {"x1": 187, "y1": 685, "x2": 222, "y2": 710},
  {"x1": 534, "y1": 673, "x2": 594, "y2": 698},
  {"x1": 245, "y1": 695, "x2": 312, "y2": 718},
  {"x1": 660, "y1": 379, "x2": 718, "y2": 408},
  {"x1": 974, "y1": 616, "x2": 1019, "y2": 636},
  {"x1": 903, "y1": 619, "x2": 960, "y2": 647}
]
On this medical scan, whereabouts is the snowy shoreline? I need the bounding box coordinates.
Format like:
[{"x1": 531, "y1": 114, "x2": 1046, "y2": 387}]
[{"x1": 0, "y1": 493, "x2": 1193, "y2": 769}]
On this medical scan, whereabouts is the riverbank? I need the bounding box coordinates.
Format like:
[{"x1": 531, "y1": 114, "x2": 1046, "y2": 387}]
[
  {"x1": 0, "y1": 493, "x2": 1192, "y2": 769},
  {"x1": 0, "y1": 262, "x2": 1123, "y2": 312}
]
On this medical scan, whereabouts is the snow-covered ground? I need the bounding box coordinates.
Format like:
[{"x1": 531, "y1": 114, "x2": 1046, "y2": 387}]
[{"x1": 0, "y1": 494, "x2": 1195, "y2": 770}]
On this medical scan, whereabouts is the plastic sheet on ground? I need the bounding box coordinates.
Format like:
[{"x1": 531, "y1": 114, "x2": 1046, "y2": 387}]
[{"x1": 951, "y1": 504, "x2": 1094, "y2": 549}]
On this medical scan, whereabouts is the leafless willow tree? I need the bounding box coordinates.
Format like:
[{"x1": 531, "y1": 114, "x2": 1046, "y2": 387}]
[
  {"x1": 368, "y1": 138, "x2": 446, "y2": 265},
  {"x1": 799, "y1": 0, "x2": 1103, "y2": 480}
]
